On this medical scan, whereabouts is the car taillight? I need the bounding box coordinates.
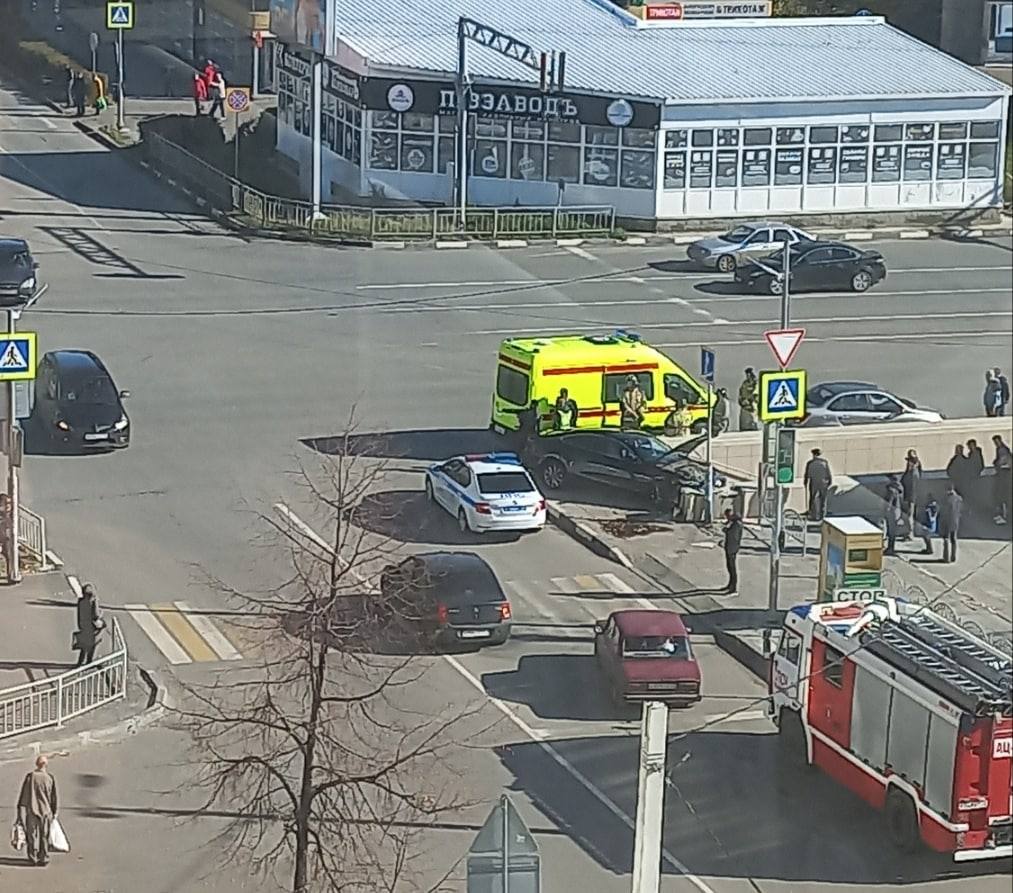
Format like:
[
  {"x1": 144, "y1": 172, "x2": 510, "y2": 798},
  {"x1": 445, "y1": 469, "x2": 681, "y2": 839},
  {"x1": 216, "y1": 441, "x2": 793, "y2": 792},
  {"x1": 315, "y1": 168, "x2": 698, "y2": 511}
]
[
  {"x1": 475, "y1": 502, "x2": 492, "y2": 514},
  {"x1": 436, "y1": 603, "x2": 448, "y2": 623},
  {"x1": 500, "y1": 602, "x2": 512, "y2": 621},
  {"x1": 535, "y1": 499, "x2": 546, "y2": 513}
]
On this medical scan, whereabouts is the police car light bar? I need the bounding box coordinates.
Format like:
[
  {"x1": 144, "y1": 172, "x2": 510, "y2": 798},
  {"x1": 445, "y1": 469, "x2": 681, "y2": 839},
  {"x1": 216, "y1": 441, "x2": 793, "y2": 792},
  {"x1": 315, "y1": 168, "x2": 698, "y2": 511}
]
[{"x1": 465, "y1": 452, "x2": 522, "y2": 463}]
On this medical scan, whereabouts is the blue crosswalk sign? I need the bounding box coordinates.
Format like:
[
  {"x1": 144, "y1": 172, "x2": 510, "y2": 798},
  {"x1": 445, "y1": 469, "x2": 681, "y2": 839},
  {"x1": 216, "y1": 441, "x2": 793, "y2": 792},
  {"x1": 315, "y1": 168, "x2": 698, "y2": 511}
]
[
  {"x1": 700, "y1": 347, "x2": 715, "y2": 385},
  {"x1": 0, "y1": 333, "x2": 37, "y2": 381},
  {"x1": 759, "y1": 369, "x2": 806, "y2": 422},
  {"x1": 106, "y1": 1, "x2": 134, "y2": 29}
]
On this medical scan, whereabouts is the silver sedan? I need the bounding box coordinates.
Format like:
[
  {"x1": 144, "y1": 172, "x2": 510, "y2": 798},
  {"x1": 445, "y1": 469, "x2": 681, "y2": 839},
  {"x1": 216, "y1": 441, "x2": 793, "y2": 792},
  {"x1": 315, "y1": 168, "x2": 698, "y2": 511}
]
[{"x1": 686, "y1": 221, "x2": 813, "y2": 273}]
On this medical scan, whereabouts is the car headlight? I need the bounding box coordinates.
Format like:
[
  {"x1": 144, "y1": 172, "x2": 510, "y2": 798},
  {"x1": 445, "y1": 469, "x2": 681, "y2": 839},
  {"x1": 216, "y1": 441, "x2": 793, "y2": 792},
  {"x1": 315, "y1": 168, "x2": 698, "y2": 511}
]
[
  {"x1": 114, "y1": 415, "x2": 128, "y2": 431},
  {"x1": 19, "y1": 276, "x2": 35, "y2": 293},
  {"x1": 56, "y1": 420, "x2": 70, "y2": 431}
]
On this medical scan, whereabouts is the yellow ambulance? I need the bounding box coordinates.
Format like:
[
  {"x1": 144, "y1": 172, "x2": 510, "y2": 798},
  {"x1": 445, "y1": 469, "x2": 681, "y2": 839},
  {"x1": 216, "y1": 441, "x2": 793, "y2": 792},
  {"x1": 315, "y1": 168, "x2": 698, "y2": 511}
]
[{"x1": 490, "y1": 331, "x2": 714, "y2": 434}]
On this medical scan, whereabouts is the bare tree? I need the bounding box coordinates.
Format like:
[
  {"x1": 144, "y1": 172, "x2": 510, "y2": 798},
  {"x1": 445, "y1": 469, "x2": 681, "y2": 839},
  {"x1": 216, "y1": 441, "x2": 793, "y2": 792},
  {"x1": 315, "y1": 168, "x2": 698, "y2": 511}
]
[{"x1": 174, "y1": 421, "x2": 489, "y2": 892}]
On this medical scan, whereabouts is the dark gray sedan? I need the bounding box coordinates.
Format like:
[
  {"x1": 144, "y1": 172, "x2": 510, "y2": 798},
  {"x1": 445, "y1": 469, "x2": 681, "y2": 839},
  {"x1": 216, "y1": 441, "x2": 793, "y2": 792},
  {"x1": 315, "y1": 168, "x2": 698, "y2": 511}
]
[{"x1": 686, "y1": 221, "x2": 812, "y2": 272}]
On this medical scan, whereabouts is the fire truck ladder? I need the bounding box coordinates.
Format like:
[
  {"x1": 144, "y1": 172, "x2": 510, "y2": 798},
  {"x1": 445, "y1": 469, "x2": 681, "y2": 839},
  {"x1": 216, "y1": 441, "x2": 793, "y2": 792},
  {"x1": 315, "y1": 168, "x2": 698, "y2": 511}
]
[{"x1": 865, "y1": 617, "x2": 1013, "y2": 716}]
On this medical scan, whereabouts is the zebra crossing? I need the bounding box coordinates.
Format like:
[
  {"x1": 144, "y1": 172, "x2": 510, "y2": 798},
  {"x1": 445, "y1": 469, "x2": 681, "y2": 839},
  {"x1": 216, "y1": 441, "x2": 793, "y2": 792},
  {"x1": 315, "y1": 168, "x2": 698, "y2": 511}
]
[{"x1": 123, "y1": 601, "x2": 243, "y2": 665}]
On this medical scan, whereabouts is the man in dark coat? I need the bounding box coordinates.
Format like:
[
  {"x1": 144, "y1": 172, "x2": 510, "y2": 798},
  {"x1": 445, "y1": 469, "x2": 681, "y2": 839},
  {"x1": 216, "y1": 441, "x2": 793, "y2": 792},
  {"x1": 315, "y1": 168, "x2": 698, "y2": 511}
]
[
  {"x1": 804, "y1": 448, "x2": 832, "y2": 521},
  {"x1": 938, "y1": 484, "x2": 963, "y2": 563},
  {"x1": 946, "y1": 443, "x2": 970, "y2": 496},
  {"x1": 993, "y1": 434, "x2": 1012, "y2": 525},
  {"x1": 17, "y1": 755, "x2": 58, "y2": 866},
  {"x1": 70, "y1": 73, "x2": 87, "y2": 117},
  {"x1": 75, "y1": 583, "x2": 103, "y2": 666},
  {"x1": 721, "y1": 509, "x2": 743, "y2": 594},
  {"x1": 900, "y1": 448, "x2": 922, "y2": 530},
  {"x1": 884, "y1": 474, "x2": 904, "y2": 555}
]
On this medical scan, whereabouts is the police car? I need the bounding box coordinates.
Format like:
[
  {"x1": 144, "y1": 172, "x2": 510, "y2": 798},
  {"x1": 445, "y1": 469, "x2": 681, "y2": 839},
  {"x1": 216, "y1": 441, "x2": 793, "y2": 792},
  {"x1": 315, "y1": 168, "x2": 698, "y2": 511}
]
[{"x1": 425, "y1": 453, "x2": 547, "y2": 534}]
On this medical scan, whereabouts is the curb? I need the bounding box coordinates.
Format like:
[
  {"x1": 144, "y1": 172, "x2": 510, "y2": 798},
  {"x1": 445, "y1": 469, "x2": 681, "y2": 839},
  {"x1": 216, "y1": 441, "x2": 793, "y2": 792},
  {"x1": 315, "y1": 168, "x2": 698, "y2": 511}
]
[
  {"x1": 623, "y1": 236, "x2": 648, "y2": 246},
  {"x1": 435, "y1": 240, "x2": 469, "y2": 249},
  {"x1": 545, "y1": 503, "x2": 633, "y2": 568},
  {"x1": 843, "y1": 231, "x2": 874, "y2": 241},
  {"x1": 496, "y1": 239, "x2": 529, "y2": 248},
  {"x1": 555, "y1": 237, "x2": 585, "y2": 247},
  {"x1": 899, "y1": 229, "x2": 931, "y2": 239}
]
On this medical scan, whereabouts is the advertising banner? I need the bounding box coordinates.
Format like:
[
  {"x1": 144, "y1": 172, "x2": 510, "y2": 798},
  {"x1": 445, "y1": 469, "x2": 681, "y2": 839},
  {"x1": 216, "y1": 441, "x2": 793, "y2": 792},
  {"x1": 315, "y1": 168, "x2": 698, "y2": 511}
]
[{"x1": 270, "y1": 0, "x2": 331, "y2": 54}]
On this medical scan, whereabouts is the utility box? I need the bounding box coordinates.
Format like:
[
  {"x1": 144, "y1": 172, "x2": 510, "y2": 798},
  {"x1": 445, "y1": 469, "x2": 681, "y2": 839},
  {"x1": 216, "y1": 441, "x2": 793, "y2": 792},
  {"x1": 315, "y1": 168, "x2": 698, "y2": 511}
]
[{"x1": 817, "y1": 516, "x2": 884, "y2": 602}]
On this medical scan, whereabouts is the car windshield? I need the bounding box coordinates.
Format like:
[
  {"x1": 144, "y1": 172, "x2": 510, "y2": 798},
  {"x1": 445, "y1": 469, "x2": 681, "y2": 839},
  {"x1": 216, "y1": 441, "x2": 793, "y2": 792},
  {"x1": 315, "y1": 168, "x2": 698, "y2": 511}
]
[
  {"x1": 623, "y1": 635, "x2": 690, "y2": 659},
  {"x1": 626, "y1": 434, "x2": 673, "y2": 460},
  {"x1": 478, "y1": 472, "x2": 534, "y2": 495},
  {"x1": 719, "y1": 225, "x2": 754, "y2": 244},
  {"x1": 64, "y1": 377, "x2": 118, "y2": 405}
]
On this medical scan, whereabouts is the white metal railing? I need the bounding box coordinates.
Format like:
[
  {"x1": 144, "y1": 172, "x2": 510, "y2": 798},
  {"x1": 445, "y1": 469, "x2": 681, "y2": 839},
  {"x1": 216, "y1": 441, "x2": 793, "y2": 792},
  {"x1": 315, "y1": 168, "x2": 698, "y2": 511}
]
[
  {"x1": 0, "y1": 618, "x2": 128, "y2": 740},
  {"x1": 17, "y1": 505, "x2": 47, "y2": 564}
]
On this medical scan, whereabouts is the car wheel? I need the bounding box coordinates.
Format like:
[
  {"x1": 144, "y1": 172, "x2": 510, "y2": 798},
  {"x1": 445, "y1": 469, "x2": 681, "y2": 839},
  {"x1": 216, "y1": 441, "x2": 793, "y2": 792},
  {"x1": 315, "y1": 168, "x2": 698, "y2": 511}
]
[
  {"x1": 717, "y1": 254, "x2": 736, "y2": 273},
  {"x1": 885, "y1": 788, "x2": 921, "y2": 853},
  {"x1": 457, "y1": 508, "x2": 470, "y2": 533},
  {"x1": 424, "y1": 477, "x2": 435, "y2": 503},
  {"x1": 851, "y1": 269, "x2": 874, "y2": 292},
  {"x1": 768, "y1": 277, "x2": 784, "y2": 296},
  {"x1": 541, "y1": 458, "x2": 566, "y2": 491}
]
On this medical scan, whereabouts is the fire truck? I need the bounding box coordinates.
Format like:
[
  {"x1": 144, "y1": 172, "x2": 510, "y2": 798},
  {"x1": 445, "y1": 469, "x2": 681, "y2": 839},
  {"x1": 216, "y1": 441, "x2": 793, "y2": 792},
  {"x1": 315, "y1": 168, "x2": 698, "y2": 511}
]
[{"x1": 769, "y1": 597, "x2": 1012, "y2": 861}]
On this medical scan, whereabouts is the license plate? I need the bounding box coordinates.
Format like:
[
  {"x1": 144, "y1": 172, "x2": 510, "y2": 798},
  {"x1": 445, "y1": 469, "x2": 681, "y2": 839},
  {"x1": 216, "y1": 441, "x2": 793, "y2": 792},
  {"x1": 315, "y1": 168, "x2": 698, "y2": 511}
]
[
  {"x1": 84, "y1": 433, "x2": 109, "y2": 441},
  {"x1": 500, "y1": 506, "x2": 525, "y2": 513},
  {"x1": 459, "y1": 629, "x2": 491, "y2": 639}
]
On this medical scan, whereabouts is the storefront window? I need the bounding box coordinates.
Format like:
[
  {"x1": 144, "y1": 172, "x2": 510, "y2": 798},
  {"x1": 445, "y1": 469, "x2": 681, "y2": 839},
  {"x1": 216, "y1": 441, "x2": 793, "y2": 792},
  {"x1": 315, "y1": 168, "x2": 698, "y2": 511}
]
[
  {"x1": 776, "y1": 127, "x2": 805, "y2": 145},
  {"x1": 664, "y1": 152, "x2": 686, "y2": 189},
  {"x1": 905, "y1": 123, "x2": 935, "y2": 141},
  {"x1": 809, "y1": 126, "x2": 838, "y2": 144},
  {"x1": 439, "y1": 115, "x2": 457, "y2": 134},
  {"x1": 874, "y1": 123, "x2": 903, "y2": 142},
  {"x1": 512, "y1": 120, "x2": 545, "y2": 140},
  {"x1": 715, "y1": 149, "x2": 738, "y2": 187},
  {"x1": 807, "y1": 146, "x2": 837, "y2": 184},
  {"x1": 511, "y1": 142, "x2": 545, "y2": 181},
  {"x1": 547, "y1": 143, "x2": 580, "y2": 182},
  {"x1": 475, "y1": 117, "x2": 508, "y2": 139},
  {"x1": 872, "y1": 144, "x2": 901, "y2": 182},
  {"x1": 689, "y1": 150, "x2": 713, "y2": 188},
  {"x1": 583, "y1": 146, "x2": 619, "y2": 186},
  {"x1": 691, "y1": 129, "x2": 714, "y2": 147},
  {"x1": 586, "y1": 125, "x2": 619, "y2": 146},
  {"x1": 971, "y1": 121, "x2": 1000, "y2": 139},
  {"x1": 716, "y1": 128, "x2": 739, "y2": 147},
  {"x1": 620, "y1": 150, "x2": 655, "y2": 189},
  {"x1": 665, "y1": 129, "x2": 688, "y2": 149},
  {"x1": 549, "y1": 121, "x2": 581, "y2": 143},
  {"x1": 938, "y1": 122, "x2": 968, "y2": 140},
  {"x1": 371, "y1": 110, "x2": 398, "y2": 130},
  {"x1": 968, "y1": 141, "x2": 998, "y2": 178},
  {"x1": 838, "y1": 146, "x2": 868, "y2": 183},
  {"x1": 774, "y1": 148, "x2": 803, "y2": 185},
  {"x1": 402, "y1": 112, "x2": 434, "y2": 133},
  {"x1": 437, "y1": 136, "x2": 455, "y2": 174},
  {"x1": 936, "y1": 143, "x2": 966, "y2": 180},
  {"x1": 475, "y1": 139, "x2": 507, "y2": 177},
  {"x1": 841, "y1": 125, "x2": 869, "y2": 143},
  {"x1": 369, "y1": 131, "x2": 398, "y2": 169},
  {"x1": 622, "y1": 128, "x2": 656, "y2": 149},
  {"x1": 903, "y1": 144, "x2": 933, "y2": 180},
  {"x1": 743, "y1": 128, "x2": 772, "y2": 146},
  {"x1": 741, "y1": 148, "x2": 771, "y2": 186},
  {"x1": 400, "y1": 134, "x2": 434, "y2": 173}
]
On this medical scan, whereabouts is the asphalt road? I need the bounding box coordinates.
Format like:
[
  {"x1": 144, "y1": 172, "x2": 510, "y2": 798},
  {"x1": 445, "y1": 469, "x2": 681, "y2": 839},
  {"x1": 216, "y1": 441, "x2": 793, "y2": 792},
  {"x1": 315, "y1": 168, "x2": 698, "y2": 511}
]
[{"x1": 2, "y1": 82, "x2": 1011, "y2": 892}]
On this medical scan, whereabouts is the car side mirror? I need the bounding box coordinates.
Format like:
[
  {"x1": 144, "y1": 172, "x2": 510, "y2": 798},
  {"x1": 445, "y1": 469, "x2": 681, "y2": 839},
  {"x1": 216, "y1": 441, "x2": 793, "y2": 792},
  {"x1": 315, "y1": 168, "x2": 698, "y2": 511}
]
[
  {"x1": 593, "y1": 622, "x2": 605, "y2": 635},
  {"x1": 119, "y1": 389, "x2": 130, "y2": 399}
]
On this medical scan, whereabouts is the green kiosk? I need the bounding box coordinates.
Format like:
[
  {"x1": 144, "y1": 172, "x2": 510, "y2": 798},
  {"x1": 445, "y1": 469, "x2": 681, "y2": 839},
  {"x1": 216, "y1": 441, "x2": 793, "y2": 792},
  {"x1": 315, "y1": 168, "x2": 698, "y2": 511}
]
[{"x1": 817, "y1": 516, "x2": 885, "y2": 602}]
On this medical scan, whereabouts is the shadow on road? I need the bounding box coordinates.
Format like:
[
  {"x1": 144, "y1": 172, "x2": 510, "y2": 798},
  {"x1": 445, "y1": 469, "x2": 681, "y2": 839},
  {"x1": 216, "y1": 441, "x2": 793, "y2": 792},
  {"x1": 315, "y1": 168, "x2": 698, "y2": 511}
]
[
  {"x1": 301, "y1": 428, "x2": 501, "y2": 461},
  {"x1": 646, "y1": 259, "x2": 700, "y2": 274}
]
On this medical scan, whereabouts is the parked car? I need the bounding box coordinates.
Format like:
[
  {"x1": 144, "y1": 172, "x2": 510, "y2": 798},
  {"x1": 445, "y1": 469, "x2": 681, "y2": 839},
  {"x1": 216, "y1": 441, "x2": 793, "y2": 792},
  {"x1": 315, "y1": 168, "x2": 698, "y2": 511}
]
[
  {"x1": 735, "y1": 240, "x2": 887, "y2": 294},
  {"x1": 377, "y1": 552, "x2": 512, "y2": 648},
  {"x1": 686, "y1": 221, "x2": 813, "y2": 272},
  {"x1": 593, "y1": 610, "x2": 701, "y2": 706},
  {"x1": 531, "y1": 430, "x2": 725, "y2": 503},
  {"x1": 31, "y1": 350, "x2": 131, "y2": 450},
  {"x1": 0, "y1": 238, "x2": 39, "y2": 305},
  {"x1": 806, "y1": 381, "x2": 943, "y2": 425}
]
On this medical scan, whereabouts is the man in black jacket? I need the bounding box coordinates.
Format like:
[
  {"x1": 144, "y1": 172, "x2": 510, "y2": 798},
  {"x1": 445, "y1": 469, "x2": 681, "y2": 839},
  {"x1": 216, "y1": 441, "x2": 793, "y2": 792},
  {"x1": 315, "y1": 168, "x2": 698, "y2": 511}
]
[
  {"x1": 722, "y1": 509, "x2": 743, "y2": 594},
  {"x1": 938, "y1": 485, "x2": 963, "y2": 563},
  {"x1": 804, "y1": 448, "x2": 832, "y2": 521}
]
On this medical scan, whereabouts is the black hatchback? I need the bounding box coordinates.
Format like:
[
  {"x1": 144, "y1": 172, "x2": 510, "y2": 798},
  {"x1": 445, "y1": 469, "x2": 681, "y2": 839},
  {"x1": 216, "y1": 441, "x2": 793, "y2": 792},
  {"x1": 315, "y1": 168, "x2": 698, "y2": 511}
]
[
  {"x1": 31, "y1": 350, "x2": 130, "y2": 450},
  {"x1": 0, "y1": 238, "x2": 39, "y2": 305},
  {"x1": 378, "y1": 552, "x2": 511, "y2": 648}
]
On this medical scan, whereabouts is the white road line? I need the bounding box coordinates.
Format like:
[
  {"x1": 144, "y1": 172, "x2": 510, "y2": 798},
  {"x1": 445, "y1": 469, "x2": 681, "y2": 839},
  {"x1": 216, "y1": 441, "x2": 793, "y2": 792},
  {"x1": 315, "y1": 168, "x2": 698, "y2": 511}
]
[
  {"x1": 123, "y1": 604, "x2": 193, "y2": 665},
  {"x1": 704, "y1": 709, "x2": 768, "y2": 725},
  {"x1": 66, "y1": 574, "x2": 82, "y2": 598},
  {"x1": 39, "y1": 117, "x2": 56, "y2": 130},
  {"x1": 506, "y1": 580, "x2": 587, "y2": 638},
  {"x1": 563, "y1": 246, "x2": 598, "y2": 262},
  {"x1": 595, "y1": 572, "x2": 657, "y2": 610},
  {"x1": 273, "y1": 502, "x2": 333, "y2": 554},
  {"x1": 174, "y1": 600, "x2": 242, "y2": 661},
  {"x1": 441, "y1": 653, "x2": 717, "y2": 892}
]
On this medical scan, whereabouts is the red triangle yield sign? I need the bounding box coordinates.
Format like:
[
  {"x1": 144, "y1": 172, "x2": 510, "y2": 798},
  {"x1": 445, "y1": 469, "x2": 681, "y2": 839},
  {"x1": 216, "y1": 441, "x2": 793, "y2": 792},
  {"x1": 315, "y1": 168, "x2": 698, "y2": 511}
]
[{"x1": 764, "y1": 328, "x2": 806, "y2": 368}]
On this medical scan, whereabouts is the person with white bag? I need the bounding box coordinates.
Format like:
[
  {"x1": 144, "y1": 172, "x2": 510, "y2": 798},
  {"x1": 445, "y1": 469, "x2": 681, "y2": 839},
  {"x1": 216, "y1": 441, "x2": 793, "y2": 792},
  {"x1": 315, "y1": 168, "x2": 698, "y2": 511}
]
[{"x1": 15, "y1": 755, "x2": 61, "y2": 866}]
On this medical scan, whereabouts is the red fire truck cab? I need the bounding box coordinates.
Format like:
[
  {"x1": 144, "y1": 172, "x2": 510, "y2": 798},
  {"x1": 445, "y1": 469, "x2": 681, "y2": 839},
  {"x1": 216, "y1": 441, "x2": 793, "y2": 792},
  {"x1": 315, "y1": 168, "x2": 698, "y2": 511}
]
[{"x1": 769, "y1": 598, "x2": 1012, "y2": 861}]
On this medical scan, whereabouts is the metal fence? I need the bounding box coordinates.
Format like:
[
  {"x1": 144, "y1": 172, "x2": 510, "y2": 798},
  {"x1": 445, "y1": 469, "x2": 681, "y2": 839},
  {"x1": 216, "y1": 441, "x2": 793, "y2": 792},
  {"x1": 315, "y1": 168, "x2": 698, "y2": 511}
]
[
  {"x1": 0, "y1": 619, "x2": 128, "y2": 740},
  {"x1": 18, "y1": 506, "x2": 47, "y2": 564},
  {"x1": 145, "y1": 133, "x2": 615, "y2": 240}
]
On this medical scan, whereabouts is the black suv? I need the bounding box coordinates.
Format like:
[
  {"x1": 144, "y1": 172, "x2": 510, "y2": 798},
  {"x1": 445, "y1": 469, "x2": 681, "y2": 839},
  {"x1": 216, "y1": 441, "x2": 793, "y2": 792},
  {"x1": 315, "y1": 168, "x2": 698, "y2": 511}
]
[
  {"x1": 0, "y1": 239, "x2": 39, "y2": 305},
  {"x1": 31, "y1": 350, "x2": 131, "y2": 451}
]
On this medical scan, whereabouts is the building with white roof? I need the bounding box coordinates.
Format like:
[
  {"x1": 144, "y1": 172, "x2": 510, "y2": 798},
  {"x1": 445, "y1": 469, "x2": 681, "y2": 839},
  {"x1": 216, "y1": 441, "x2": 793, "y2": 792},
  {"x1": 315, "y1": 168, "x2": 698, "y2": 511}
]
[{"x1": 269, "y1": 0, "x2": 1011, "y2": 223}]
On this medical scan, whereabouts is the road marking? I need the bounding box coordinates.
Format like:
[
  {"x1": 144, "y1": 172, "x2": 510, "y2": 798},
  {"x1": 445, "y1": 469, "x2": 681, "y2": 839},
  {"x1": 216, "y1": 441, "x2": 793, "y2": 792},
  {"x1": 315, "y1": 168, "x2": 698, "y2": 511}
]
[
  {"x1": 655, "y1": 329, "x2": 1009, "y2": 348},
  {"x1": 124, "y1": 604, "x2": 193, "y2": 665},
  {"x1": 596, "y1": 572, "x2": 657, "y2": 610},
  {"x1": 506, "y1": 580, "x2": 587, "y2": 638},
  {"x1": 704, "y1": 709, "x2": 768, "y2": 725},
  {"x1": 174, "y1": 600, "x2": 242, "y2": 661},
  {"x1": 573, "y1": 574, "x2": 601, "y2": 590},
  {"x1": 151, "y1": 602, "x2": 219, "y2": 662},
  {"x1": 39, "y1": 117, "x2": 56, "y2": 130},
  {"x1": 441, "y1": 653, "x2": 718, "y2": 892},
  {"x1": 67, "y1": 574, "x2": 82, "y2": 598},
  {"x1": 564, "y1": 245, "x2": 598, "y2": 262}
]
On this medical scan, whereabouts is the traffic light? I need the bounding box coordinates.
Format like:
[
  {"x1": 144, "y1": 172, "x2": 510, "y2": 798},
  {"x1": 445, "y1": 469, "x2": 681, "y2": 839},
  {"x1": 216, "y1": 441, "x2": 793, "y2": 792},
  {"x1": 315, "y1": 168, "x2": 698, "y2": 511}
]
[{"x1": 776, "y1": 427, "x2": 796, "y2": 485}]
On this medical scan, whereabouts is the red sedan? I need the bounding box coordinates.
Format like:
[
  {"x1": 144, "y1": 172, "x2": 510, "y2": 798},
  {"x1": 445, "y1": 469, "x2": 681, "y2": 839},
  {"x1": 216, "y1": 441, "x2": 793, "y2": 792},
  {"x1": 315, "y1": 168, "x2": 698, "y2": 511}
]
[{"x1": 593, "y1": 609, "x2": 701, "y2": 706}]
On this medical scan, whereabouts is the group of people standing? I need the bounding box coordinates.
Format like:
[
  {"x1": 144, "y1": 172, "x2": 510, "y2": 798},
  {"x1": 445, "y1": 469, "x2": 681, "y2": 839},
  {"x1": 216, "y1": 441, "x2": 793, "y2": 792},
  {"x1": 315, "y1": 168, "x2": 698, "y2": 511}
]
[
  {"x1": 192, "y1": 59, "x2": 227, "y2": 118},
  {"x1": 65, "y1": 67, "x2": 106, "y2": 118},
  {"x1": 984, "y1": 367, "x2": 1010, "y2": 417}
]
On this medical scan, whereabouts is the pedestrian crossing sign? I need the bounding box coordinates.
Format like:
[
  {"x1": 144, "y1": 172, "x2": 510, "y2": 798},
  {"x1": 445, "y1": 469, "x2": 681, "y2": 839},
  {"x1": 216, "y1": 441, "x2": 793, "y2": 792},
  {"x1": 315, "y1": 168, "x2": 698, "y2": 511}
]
[
  {"x1": 759, "y1": 368, "x2": 806, "y2": 422},
  {"x1": 106, "y1": 0, "x2": 134, "y2": 29},
  {"x1": 0, "y1": 333, "x2": 36, "y2": 381}
]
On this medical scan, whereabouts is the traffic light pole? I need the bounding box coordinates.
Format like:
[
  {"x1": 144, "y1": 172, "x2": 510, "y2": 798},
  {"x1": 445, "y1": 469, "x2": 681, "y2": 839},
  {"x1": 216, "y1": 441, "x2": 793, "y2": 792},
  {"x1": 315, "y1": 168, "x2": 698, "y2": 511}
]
[
  {"x1": 764, "y1": 240, "x2": 791, "y2": 655},
  {"x1": 2, "y1": 308, "x2": 20, "y2": 584}
]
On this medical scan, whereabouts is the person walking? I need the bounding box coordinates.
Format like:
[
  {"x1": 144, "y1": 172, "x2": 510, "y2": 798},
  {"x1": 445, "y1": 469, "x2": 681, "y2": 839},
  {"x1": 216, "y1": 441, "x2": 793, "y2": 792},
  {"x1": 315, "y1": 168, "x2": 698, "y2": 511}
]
[
  {"x1": 620, "y1": 375, "x2": 646, "y2": 430},
  {"x1": 711, "y1": 387, "x2": 729, "y2": 436},
  {"x1": 946, "y1": 443, "x2": 970, "y2": 496},
  {"x1": 984, "y1": 369, "x2": 1002, "y2": 417},
  {"x1": 16, "y1": 755, "x2": 58, "y2": 867},
  {"x1": 74, "y1": 583, "x2": 104, "y2": 667},
  {"x1": 993, "y1": 367, "x2": 1011, "y2": 417},
  {"x1": 721, "y1": 508, "x2": 743, "y2": 594},
  {"x1": 884, "y1": 473, "x2": 904, "y2": 555},
  {"x1": 70, "y1": 72, "x2": 86, "y2": 118},
  {"x1": 737, "y1": 368, "x2": 758, "y2": 431},
  {"x1": 65, "y1": 65, "x2": 75, "y2": 108},
  {"x1": 992, "y1": 433, "x2": 1012, "y2": 525},
  {"x1": 804, "y1": 448, "x2": 832, "y2": 521},
  {"x1": 208, "y1": 68, "x2": 227, "y2": 119},
  {"x1": 919, "y1": 496, "x2": 939, "y2": 556},
  {"x1": 900, "y1": 448, "x2": 923, "y2": 530},
  {"x1": 202, "y1": 59, "x2": 217, "y2": 91},
  {"x1": 192, "y1": 70, "x2": 208, "y2": 116},
  {"x1": 938, "y1": 484, "x2": 963, "y2": 563}
]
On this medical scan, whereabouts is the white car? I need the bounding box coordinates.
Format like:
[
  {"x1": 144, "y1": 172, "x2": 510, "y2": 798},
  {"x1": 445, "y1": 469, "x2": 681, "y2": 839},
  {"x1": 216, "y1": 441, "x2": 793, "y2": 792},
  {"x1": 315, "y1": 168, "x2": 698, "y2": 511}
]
[
  {"x1": 686, "y1": 221, "x2": 813, "y2": 272},
  {"x1": 425, "y1": 453, "x2": 547, "y2": 534},
  {"x1": 805, "y1": 381, "x2": 944, "y2": 425}
]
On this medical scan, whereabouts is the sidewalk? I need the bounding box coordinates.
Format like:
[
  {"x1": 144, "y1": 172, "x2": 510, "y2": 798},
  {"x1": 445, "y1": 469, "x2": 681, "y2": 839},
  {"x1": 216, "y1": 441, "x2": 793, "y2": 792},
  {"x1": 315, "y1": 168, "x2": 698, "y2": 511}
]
[{"x1": 0, "y1": 573, "x2": 79, "y2": 692}]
